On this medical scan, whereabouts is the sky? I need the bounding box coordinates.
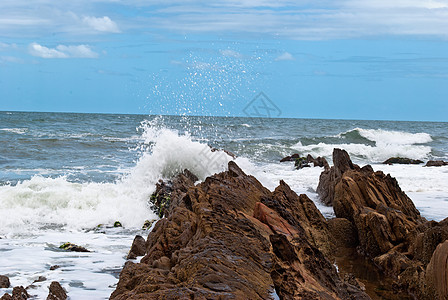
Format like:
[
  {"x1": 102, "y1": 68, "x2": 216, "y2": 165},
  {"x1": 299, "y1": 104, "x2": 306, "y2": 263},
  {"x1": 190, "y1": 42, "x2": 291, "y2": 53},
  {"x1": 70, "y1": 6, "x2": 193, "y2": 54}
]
[{"x1": 0, "y1": 0, "x2": 448, "y2": 121}]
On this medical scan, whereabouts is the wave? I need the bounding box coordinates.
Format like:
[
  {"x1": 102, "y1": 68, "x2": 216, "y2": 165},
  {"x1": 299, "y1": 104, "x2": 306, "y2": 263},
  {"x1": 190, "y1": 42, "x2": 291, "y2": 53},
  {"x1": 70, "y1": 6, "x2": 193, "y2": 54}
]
[
  {"x1": 0, "y1": 128, "x2": 28, "y2": 134},
  {"x1": 294, "y1": 127, "x2": 433, "y2": 163},
  {"x1": 338, "y1": 128, "x2": 433, "y2": 145},
  {"x1": 0, "y1": 119, "x2": 232, "y2": 235}
]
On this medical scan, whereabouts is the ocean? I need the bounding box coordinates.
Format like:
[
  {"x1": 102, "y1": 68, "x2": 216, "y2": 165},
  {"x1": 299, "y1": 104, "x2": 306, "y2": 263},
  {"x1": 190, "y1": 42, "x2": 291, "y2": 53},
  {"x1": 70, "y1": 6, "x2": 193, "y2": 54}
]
[{"x1": 1, "y1": 111, "x2": 447, "y2": 299}]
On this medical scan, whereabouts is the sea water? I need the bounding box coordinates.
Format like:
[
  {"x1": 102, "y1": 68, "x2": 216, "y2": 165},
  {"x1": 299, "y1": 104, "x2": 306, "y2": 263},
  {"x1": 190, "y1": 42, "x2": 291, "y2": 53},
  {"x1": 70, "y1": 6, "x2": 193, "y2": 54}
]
[{"x1": 0, "y1": 111, "x2": 447, "y2": 299}]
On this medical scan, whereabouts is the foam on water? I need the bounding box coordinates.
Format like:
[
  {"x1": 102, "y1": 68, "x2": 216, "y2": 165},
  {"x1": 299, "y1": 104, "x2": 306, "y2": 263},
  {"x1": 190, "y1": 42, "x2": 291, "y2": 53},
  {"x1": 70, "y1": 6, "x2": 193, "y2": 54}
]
[
  {"x1": 294, "y1": 127, "x2": 433, "y2": 163},
  {"x1": 0, "y1": 121, "x2": 232, "y2": 235},
  {"x1": 0, "y1": 121, "x2": 234, "y2": 298},
  {"x1": 0, "y1": 128, "x2": 28, "y2": 135}
]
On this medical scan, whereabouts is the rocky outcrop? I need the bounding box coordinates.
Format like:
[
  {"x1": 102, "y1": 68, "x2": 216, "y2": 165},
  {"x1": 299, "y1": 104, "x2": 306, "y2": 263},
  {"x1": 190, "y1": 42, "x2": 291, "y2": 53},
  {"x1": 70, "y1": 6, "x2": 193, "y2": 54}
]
[
  {"x1": 1, "y1": 286, "x2": 29, "y2": 300},
  {"x1": 47, "y1": 281, "x2": 67, "y2": 300},
  {"x1": 317, "y1": 148, "x2": 448, "y2": 299},
  {"x1": 112, "y1": 161, "x2": 369, "y2": 299},
  {"x1": 127, "y1": 235, "x2": 146, "y2": 260},
  {"x1": 0, "y1": 276, "x2": 9, "y2": 288},
  {"x1": 59, "y1": 242, "x2": 90, "y2": 252},
  {"x1": 383, "y1": 157, "x2": 423, "y2": 165},
  {"x1": 280, "y1": 153, "x2": 330, "y2": 170},
  {"x1": 425, "y1": 160, "x2": 448, "y2": 167}
]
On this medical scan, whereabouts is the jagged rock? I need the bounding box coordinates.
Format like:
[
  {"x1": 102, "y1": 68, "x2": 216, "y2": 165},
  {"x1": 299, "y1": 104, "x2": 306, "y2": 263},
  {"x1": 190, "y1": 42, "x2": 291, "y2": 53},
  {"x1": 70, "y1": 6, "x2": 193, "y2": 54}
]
[
  {"x1": 127, "y1": 235, "x2": 146, "y2": 260},
  {"x1": 111, "y1": 162, "x2": 369, "y2": 299},
  {"x1": 0, "y1": 276, "x2": 9, "y2": 288},
  {"x1": 280, "y1": 153, "x2": 300, "y2": 162},
  {"x1": 149, "y1": 169, "x2": 198, "y2": 218},
  {"x1": 425, "y1": 240, "x2": 448, "y2": 300},
  {"x1": 281, "y1": 154, "x2": 330, "y2": 170},
  {"x1": 47, "y1": 281, "x2": 67, "y2": 300},
  {"x1": 317, "y1": 148, "x2": 359, "y2": 206},
  {"x1": 59, "y1": 242, "x2": 90, "y2": 252},
  {"x1": 383, "y1": 157, "x2": 423, "y2": 165},
  {"x1": 1, "y1": 286, "x2": 29, "y2": 300},
  {"x1": 317, "y1": 148, "x2": 448, "y2": 299},
  {"x1": 328, "y1": 218, "x2": 358, "y2": 248},
  {"x1": 425, "y1": 160, "x2": 448, "y2": 167}
]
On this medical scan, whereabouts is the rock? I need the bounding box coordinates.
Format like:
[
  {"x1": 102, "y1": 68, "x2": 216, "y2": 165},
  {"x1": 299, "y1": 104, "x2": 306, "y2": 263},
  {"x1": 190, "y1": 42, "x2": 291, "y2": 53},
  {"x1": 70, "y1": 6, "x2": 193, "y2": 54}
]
[
  {"x1": 425, "y1": 160, "x2": 448, "y2": 167},
  {"x1": 294, "y1": 156, "x2": 310, "y2": 169},
  {"x1": 0, "y1": 276, "x2": 9, "y2": 288},
  {"x1": 33, "y1": 276, "x2": 46, "y2": 283},
  {"x1": 111, "y1": 161, "x2": 369, "y2": 299},
  {"x1": 127, "y1": 235, "x2": 146, "y2": 260},
  {"x1": 149, "y1": 169, "x2": 198, "y2": 218},
  {"x1": 59, "y1": 242, "x2": 90, "y2": 252},
  {"x1": 3, "y1": 286, "x2": 29, "y2": 299},
  {"x1": 280, "y1": 153, "x2": 301, "y2": 162},
  {"x1": 425, "y1": 240, "x2": 448, "y2": 300},
  {"x1": 49, "y1": 265, "x2": 60, "y2": 271},
  {"x1": 47, "y1": 281, "x2": 67, "y2": 300},
  {"x1": 328, "y1": 218, "x2": 358, "y2": 248},
  {"x1": 316, "y1": 148, "x2": 448, "y2": 299},
  {"x1": 113, "y1": 221, "x2": 122, "y2": 227},
  {"x1": 317, "y1": 148, "x2": 359, "y2": 206},
  {"x1": 142, "y1": 220, "x2": 154, "y2": 230},
  {"x1": 383, "y1": 157, "x2": 423, "y2": 165}
]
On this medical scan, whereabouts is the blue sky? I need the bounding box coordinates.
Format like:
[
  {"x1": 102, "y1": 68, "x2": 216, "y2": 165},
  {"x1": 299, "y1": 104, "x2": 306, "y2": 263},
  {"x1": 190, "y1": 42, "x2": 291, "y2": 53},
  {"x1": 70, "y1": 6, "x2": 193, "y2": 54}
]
[{"x1": 0, "y1": 1, "x2": 447, "y2": 121}]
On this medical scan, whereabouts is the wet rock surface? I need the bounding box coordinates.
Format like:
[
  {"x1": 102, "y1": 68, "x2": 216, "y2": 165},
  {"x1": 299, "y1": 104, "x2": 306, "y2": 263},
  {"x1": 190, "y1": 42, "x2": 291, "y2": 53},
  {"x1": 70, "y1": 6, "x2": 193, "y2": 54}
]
[
  {"x1": 318, "y1": 148, "x2": 448, "y2": 299},
  {"x1": 127, "y1": 235, "x2": 146, "y2": 260},
  {"x1": 383, "y1": 157, "x2": 424, "y2": 165},
  {"x1": 0, "y1": 276, "x2": 9, "y2": 289},
  {"x1": 425, "y1": 160, "x2": 448, "y2": 167},
  {"x1": 280, "y1": 153, "x2": 330, "y2": 170},
  {"x1": 1, "y1": 286, "x2": 29, "y2": 300},
  {"x1": 46, "y1": 281, "x2": 67, "y2": 300},
  {"x1": 112, "y1": 161, "x2": 369, "y2": 299}
]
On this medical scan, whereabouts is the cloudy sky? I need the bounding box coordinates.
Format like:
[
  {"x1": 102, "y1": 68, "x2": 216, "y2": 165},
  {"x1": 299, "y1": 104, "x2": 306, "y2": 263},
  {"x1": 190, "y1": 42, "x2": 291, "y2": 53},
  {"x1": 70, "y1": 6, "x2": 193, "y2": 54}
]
[{"x1": 0, "y1": 0, "x2": 447, "y2": 121}]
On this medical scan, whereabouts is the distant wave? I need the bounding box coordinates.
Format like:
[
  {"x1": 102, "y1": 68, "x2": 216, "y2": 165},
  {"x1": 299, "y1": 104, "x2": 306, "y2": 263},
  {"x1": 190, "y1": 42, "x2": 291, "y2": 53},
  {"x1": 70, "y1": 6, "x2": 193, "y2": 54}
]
[
  {"x1": 294, "y1": 128, "x2": 433, "y2": 163},
  {"x1": 337, "y1": 127, "x2": 432, "y2": 145},
  {"x1": 0, "y1": 128, "x2": 28, "y2": 134}
]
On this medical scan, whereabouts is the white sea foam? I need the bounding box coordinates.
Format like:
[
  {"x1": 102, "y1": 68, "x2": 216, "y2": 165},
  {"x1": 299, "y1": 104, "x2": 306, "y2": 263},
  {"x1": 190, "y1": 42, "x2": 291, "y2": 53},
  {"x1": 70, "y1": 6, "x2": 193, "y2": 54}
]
[
  {"x1": 353, "y1": 127, "x2": 432, "y2": 145},
  {"x1": 0, "y1": 122, "x2": 235, "y2": 298},
  {"x1": 0, "y1": 122, "x2": 232, "y2": 235},
  {"x1": 295, "y1": 128, "x2": 433, "y2": 163},
  {"x1": 0, "y1": 128, "x2": 28, "y2": 134}
]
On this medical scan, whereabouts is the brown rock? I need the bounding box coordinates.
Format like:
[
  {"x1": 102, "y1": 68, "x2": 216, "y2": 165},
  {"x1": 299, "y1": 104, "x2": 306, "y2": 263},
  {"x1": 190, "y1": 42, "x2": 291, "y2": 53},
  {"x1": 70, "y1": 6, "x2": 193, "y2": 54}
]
[
  {"x1": 425, "y1": 160, "x2": 448, "y2": 167},
  {"x1": 316, "y1": 148, "x2": 448, "y2": 299},
  {"x1": 425, "y1": 240, "x2": 448, "y2": 300},
  {"x1": 127, "y1": 235, "x2": 146, "y2": 260},
  {"x1": 6, "y1": 286, "x2": 29, "y2": 300},
  {"x1": 47, "y1": 281, "x2": 67, "y2": 300},
  {"x1": 383, "y1": 157, "x2": 423, "y2": 165},
  {"x1": 328, "y1": 218, "x2": 358, "y2": 248},
  {"x1": 111, "y1": 161, "x2": 369, "y2": 300},
  {"x1": 0, "y1": 276, "x2": 9, "y2": 288}
]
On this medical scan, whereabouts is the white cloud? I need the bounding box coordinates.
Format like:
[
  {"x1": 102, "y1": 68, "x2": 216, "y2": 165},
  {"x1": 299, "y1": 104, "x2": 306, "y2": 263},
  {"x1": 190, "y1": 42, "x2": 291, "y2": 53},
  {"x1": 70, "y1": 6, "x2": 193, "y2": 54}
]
[
  {"x1": 28, "y1": 43, "x2": 98, "y2": 58},
  {"x1": 83, "y1": 16, "x2": 120, "y2": 33},
  {"x1": 0, "y1": 56, "x2": 23, "y2": 64},
  {"x1": 275, "y1": 52, "x2": 295, "y2": 61},
  {"x1": 0, "y1": 42, "x2": 17, "y2": 50},
  {"x1": 220, "y1": 49, "x2": 244, "y2": 58}
]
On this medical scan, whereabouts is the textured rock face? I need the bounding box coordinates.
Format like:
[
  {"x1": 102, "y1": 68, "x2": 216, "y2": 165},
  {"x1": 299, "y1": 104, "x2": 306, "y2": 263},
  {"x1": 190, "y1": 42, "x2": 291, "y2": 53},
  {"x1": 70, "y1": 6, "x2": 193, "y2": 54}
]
[
  {"x1": 47, "y1": 281, "x2": 67, "y2": 300},
  {"x1": 0, "y1": 276, "x2": 9, "y2": 288},
  {"x1": 383, "y1": 157, "x2": 424, "y2": 165},
  {"x1": 127, "y1": 235, "x2": 146, "y2": 260},
  {"x1": 111, "y1": 161, "x2": 369, "y2": 299},
  {"x1": 317, "y1": 148, "x2": 448, "y2": 299},
  {"x1": 425, "y1": 160, "x2": 448, "y2": 167}
]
